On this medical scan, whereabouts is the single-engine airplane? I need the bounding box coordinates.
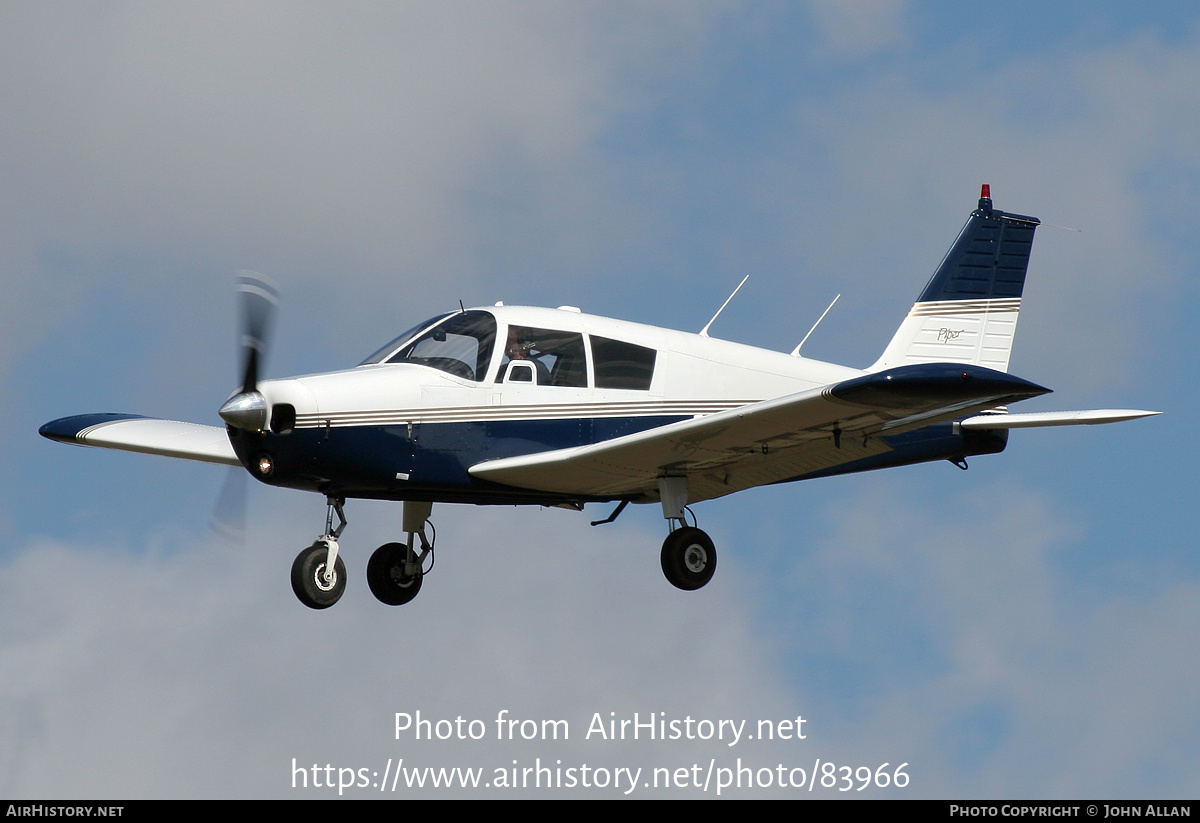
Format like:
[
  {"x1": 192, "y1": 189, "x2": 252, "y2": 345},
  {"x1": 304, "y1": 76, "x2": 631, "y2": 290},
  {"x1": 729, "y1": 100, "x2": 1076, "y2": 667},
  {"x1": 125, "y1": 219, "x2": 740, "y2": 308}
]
[{"x1": 41, "y1": 186, "x2": 1159, "y2": 609}]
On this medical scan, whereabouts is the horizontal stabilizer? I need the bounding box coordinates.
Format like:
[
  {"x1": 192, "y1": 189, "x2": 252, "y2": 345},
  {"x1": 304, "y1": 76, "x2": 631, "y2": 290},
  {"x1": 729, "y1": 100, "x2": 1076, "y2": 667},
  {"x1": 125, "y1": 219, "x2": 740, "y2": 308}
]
[
  {"x1": 39, "y1": 413, "x2": 241, "y2": 466},
  {"x1": 959, "y1": 409, "x2": 1161, "y2": 429}
]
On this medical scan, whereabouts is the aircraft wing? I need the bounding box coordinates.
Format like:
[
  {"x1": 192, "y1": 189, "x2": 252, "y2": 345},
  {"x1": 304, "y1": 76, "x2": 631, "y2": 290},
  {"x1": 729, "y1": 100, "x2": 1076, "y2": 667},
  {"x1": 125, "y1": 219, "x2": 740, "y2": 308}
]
[
  {"x1": 39, "y1": 413, "x2": 242, "y2": 467},
  {"x1": 469, "y1": 363, "x2": 1051, "y2": 504}
]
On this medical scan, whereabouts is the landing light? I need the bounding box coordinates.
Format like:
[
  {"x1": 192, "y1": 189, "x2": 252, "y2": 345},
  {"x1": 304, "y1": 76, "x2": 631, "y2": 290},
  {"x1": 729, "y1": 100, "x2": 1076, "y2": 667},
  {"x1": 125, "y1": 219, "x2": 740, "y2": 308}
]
[{"x1": 255, "y1": 452, "x2": 274, "y2": 477}]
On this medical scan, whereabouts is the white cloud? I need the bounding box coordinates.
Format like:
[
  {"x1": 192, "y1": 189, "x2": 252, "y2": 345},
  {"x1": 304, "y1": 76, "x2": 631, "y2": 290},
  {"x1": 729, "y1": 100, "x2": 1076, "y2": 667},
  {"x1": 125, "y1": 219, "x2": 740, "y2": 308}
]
[
  {"x1": 0, "y1": 503, "x2": 813, "y2": 798},
  {"x1": 805, "y1": 0, "x2": 909, "y2": 57},
  {"x1": 0, "y1": 2, "x2": 731, "y2": 377},
  {"x1": 747, "y1": 26, "x2": 1200, "y2": 387},
  {"x1": 769, "y1": 479, "x2": 1200, "y2": 797}
]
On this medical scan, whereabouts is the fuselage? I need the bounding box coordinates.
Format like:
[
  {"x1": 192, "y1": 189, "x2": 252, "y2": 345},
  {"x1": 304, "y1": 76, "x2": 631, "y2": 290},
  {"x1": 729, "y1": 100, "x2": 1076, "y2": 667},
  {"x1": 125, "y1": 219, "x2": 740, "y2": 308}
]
[{"x1": 227, "y1": 304, "x2": 1004, "y2": 504}]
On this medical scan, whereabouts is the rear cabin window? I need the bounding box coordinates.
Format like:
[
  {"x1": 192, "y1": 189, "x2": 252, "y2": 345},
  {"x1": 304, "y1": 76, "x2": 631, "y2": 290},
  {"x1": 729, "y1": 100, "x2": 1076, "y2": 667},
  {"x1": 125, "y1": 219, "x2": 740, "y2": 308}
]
[{"x1": 591, "y1": 336, "x2": 656, "y2": 390}]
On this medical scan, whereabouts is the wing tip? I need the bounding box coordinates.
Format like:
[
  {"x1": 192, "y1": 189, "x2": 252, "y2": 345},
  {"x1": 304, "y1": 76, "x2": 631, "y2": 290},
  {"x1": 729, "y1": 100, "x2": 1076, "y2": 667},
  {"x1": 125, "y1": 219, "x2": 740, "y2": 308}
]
[{"x1": 39, "y1": 413, "x2": 150, "y2": 444}]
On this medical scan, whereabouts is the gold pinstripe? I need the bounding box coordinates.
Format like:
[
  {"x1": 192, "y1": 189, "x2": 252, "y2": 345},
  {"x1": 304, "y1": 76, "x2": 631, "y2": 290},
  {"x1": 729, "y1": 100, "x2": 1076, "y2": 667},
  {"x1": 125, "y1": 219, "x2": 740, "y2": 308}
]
[{"x1": 292, "y1": 399, "x2": 758, "y2": 429}]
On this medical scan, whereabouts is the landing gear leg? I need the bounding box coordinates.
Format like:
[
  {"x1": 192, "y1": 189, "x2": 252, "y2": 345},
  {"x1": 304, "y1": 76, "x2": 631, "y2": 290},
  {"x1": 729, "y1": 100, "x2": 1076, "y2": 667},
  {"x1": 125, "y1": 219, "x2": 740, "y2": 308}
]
[
  {"x1": 367, "y1": 501, "x2": 434, "y2": 606},
  {"x1": 291, "y1": 496, "x2": 349, "y2": 609},
  {"x1": 657, "y1": 477, "x2": 716, "y2": 591}
]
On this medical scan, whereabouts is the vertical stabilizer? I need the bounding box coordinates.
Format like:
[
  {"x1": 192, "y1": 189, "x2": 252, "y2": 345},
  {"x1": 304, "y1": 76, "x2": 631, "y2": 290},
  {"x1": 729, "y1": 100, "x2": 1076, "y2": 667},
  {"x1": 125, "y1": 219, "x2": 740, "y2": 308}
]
[{"x1": 869, "y1": 186, "x2": 1040, "y2": 373}]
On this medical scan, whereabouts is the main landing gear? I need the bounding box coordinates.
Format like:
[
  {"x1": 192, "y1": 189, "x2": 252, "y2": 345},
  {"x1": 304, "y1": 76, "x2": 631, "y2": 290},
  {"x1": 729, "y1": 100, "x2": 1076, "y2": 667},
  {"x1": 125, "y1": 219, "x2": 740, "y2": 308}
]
[
  {"x1": 366, "y1": 501, "x2": 433, "y2": 606},
  {"x1": 657, "y1": 477, "x2": 716, "y2": 591},
  {"x1": 660, "y1": 526, "x2": 716, "y2": 591},
  {"x1": 290, "y1": 497, "x2": 435, "y2": 610}
]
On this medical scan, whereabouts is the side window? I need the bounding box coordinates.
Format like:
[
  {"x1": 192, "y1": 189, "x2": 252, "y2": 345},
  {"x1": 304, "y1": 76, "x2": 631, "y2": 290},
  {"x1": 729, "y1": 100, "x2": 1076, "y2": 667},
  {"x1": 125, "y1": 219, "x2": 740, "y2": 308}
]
[
  {"x1": 503, "y1": 361, "x2": 536, "y2": 383},
  {"x1": 591, "y1": 336, "x2": 656, "y2": 390},
  {"x1": 497, "y1": 325, "x2": 586, "y2": 387}
]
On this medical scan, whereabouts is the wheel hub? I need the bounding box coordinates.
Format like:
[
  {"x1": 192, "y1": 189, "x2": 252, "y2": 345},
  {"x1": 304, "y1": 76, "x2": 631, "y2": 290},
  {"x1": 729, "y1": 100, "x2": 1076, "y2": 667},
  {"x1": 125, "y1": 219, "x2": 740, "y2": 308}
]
[
  {"x1": 684, "y1": 545, "x2": 707, "y2": 573},
  {"x1": 390, "y1": 567, "x2": 418, "y2": 588},
  {"x1": 314, "y1": 562, "x2": 338, "y2": 591}
]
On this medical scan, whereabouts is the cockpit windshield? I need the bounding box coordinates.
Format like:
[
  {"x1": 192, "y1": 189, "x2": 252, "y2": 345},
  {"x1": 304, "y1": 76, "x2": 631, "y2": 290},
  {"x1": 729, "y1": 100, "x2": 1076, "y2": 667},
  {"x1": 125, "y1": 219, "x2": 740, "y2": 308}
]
[
  {"x1": 358, "y1": 313, "x2": 453, "y2": 366},
  {"x1": 360, "y1": 311, "x2": 497, "y2": 381}
]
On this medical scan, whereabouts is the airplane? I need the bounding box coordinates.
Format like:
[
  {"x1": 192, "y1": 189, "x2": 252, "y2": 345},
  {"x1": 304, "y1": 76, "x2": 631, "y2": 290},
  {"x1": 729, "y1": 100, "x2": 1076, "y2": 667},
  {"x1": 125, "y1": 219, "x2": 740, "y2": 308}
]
[{"x1": 39, "y1": 185, "x2": 1159, "y2": 609}]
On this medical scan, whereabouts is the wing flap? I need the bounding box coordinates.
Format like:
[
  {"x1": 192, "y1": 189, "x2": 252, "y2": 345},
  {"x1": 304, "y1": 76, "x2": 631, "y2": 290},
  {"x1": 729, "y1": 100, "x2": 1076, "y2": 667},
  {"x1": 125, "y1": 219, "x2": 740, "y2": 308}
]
[
  {"x1": 39, "y1": 413, "x2": 241, "y2": 467},
  {"x1": 470, "y1": 363, "x2": 1050, "y2": 501}
]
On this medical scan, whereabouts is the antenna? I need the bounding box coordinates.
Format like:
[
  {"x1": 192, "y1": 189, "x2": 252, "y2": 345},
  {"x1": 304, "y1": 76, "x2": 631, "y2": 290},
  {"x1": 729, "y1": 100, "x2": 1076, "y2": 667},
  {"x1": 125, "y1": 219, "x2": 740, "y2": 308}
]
[
  {"x1": 699, "y1": 275, "x2": 750, "y2": 337},
  {"x1": 790, "y1": 293, "x2": 841, "y2": 356}
]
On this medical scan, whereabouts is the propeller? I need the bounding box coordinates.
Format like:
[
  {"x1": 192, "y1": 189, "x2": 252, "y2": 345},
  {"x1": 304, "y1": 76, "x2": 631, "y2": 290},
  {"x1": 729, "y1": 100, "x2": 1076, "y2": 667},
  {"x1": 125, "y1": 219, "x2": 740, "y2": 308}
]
[
  {"x1": 212, "y1": 271, "x2": 279, "y2": 544},
  {"x1": 219, "y1": 271, "x2": 279, "y2": 431},
  {"x1": 210, "y1": 464, "x2": 247, "y2": 544}
]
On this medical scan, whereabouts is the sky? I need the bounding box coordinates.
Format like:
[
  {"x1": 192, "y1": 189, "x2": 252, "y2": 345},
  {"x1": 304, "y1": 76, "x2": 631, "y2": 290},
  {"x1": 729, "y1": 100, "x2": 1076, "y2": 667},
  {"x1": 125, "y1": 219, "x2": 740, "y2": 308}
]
[{"x1": 1, "y1": 1, "x2": 1196, "y2": 799}]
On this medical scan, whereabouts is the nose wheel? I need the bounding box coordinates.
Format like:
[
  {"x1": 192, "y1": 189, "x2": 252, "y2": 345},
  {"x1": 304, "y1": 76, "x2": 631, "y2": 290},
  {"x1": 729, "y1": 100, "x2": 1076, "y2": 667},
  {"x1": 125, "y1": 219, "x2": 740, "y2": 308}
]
[
  {"x1": 291, "y1": 539, "x2": 347, "y2": 609},
  {"x1": 290, "y1": 496, "x2": 349, "y2": 610},
  {"x1": 660, "y1": 527, "x2": 716, "y2": 591}
]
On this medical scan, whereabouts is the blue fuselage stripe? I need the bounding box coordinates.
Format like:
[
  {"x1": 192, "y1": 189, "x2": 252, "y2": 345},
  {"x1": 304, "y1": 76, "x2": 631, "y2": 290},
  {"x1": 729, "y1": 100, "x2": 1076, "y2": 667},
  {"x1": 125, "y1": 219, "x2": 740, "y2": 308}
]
[{"x1": 228, "y1": 414, "x2": 1007, "y2": 504}]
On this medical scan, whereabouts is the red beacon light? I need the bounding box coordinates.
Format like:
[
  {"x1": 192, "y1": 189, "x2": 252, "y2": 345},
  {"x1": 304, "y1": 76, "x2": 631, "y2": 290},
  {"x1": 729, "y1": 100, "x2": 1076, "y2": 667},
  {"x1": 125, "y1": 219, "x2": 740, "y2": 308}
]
[{"x1": 978, "y1": 183, "x2": 993, "y2": 213}]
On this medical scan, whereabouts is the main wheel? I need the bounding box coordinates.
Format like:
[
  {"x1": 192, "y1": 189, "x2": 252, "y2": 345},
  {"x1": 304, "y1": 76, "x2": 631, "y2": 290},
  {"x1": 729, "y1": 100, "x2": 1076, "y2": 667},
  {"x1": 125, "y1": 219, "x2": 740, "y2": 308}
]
[
  {"x1": 660, "y1": 527, "x2": 717, "y2": 591},
  {"x1": 291, "y1": 542, "x2": 347, "y2": 609},
  {"x1": 366, "y1": 542, "x2": 423, "y2": 606}
]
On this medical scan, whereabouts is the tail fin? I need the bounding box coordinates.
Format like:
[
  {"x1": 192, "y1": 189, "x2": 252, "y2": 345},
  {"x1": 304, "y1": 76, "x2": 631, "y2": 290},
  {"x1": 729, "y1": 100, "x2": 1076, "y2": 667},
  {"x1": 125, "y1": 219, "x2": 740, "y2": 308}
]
[{"x1": 869, "y1": 185, "x2": 1040, "y2": 373}]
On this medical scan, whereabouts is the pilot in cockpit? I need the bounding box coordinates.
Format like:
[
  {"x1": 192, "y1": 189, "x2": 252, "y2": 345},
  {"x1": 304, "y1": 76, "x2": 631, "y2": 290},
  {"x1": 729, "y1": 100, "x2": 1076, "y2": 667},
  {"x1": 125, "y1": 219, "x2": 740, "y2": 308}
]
[{"x1": 500, "y1": 327, "x2": 550, "y2": 384}]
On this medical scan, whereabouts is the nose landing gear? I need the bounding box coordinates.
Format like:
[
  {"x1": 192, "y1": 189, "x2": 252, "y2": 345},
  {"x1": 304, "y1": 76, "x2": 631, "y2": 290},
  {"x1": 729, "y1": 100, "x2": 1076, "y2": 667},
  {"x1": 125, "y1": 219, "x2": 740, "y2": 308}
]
[
  {"x1": 291, "y1": 539, "x2": 347, "y2": 609},
  {"x1": 291, "y1": 496, "x2": 349, "y2": 610}
]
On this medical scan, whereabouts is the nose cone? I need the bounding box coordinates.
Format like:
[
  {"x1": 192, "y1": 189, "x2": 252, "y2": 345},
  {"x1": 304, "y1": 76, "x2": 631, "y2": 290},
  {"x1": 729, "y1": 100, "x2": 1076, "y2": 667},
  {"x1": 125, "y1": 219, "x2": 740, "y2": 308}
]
[{"x1": 219, "y1": 391, "x2": 268, "y2": 431}]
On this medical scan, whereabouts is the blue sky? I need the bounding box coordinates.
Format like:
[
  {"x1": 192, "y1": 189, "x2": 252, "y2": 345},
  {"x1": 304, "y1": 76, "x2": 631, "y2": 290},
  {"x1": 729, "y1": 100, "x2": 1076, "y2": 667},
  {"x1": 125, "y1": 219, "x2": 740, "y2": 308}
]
[{"x1": 1, "y1": 2, "x2": 1195, "y2": 798}]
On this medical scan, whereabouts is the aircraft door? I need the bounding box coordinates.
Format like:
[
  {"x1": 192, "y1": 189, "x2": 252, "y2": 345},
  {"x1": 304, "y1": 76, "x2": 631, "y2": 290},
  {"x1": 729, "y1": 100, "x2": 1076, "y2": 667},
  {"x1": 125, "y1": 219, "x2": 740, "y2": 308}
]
[{"x1": 495, "y1": 324, "x2": 593, "y2": 452}]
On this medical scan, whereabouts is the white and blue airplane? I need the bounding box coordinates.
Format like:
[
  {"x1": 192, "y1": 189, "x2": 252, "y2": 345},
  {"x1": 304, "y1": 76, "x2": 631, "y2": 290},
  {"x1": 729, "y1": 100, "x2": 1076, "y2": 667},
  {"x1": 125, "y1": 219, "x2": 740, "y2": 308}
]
[{"x1": 40, "y1": 186, "x2": 1159, "y2": 609}]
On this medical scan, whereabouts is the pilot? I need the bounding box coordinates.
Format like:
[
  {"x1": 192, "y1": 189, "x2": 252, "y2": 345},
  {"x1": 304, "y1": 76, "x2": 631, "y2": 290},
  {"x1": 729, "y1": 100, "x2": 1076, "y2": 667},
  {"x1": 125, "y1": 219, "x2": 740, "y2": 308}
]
[{"x1": 501, "y1": 327, "x2": 550, "y2": 384}]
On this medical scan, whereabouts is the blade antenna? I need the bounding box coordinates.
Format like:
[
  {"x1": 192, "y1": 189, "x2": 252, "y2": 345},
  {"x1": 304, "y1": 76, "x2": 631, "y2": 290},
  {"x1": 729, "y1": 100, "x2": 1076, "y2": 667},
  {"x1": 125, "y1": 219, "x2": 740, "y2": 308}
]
[
  {"x1": 790, "y1": 293, "x2": 840, "y2": 356},
  {"x1": 699, "y1": 275, "x2": 750, "y2": 337}
]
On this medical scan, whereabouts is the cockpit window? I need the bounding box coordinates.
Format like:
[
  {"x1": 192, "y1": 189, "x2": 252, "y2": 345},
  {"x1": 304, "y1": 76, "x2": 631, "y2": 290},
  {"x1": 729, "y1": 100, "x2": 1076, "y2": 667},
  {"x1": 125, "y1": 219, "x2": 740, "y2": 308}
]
[
  {"x1": 358, "y1": 313, "x2": 453, "y2": 366},
  {"x1": 383, "y1": 311, "x2": 497, "y2": 381},
  {"x1": 496, "y1": 325, "x2": 586, "y2": 387},
  {"x1": 591, "y1": 336, "x2": 656, "y2": 390}
]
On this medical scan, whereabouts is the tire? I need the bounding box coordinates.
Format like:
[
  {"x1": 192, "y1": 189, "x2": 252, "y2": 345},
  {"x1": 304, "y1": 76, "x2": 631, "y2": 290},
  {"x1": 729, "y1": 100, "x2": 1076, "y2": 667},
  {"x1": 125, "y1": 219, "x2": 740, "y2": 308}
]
[
  {"x1": 660, "y1": 527, "x2": 717, "y2": 591},
  {"x1": 366, "y1": 542, "x2": 423, "y2": 606},
  {"x1": 291, "y1": 542, "x2": 347, "y2": 609}
]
